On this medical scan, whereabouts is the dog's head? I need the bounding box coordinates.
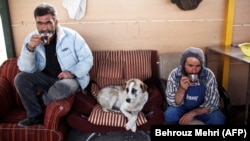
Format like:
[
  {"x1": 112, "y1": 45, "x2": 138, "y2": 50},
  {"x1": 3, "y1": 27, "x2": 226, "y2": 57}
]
[{"x1": 122, "y1": 78, "x2": 148, "y2": 103}]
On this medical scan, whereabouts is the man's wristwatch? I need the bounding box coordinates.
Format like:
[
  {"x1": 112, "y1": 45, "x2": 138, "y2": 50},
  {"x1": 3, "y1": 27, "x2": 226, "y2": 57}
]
[{"x1": 26, "y1": 43, "x2": 34, "y2": 52}]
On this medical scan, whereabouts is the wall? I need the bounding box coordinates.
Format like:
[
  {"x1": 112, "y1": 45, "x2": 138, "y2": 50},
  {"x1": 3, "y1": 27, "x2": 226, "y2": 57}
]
[
  {"x1": 8, "y1": 0, "x2": 250, "y2": 55},
  {"x1": 7, "y1": 0, "x2": 250, "y2": 105},
  {"x1": 233, "y1": 0, "x2": 250, "y2": 43},
  {"x1": 5, "y1": 0, "x2": 236, "y2": 56}
]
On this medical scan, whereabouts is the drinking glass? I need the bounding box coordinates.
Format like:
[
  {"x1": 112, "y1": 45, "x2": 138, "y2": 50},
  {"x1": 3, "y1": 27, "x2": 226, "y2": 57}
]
[
  {"x1": 40, "y1": 32, "x2": 52, "y2": 45},
  {"x1": 188, "y1": 74, "x2": 199, "y2": 86}
]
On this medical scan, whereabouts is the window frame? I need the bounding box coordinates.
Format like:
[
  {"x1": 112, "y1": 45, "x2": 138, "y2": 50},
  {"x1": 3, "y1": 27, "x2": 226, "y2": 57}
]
[{"x1": 0, "y1": 0, "x2": 16, "y2": 58}]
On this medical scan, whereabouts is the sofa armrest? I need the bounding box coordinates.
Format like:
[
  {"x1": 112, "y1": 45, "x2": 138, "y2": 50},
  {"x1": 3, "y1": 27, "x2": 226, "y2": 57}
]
[
  {"x1": 0, "y1": 77, "x2": 14, "y2": 120},
  {"x1": 72, "y1": 91, "x2": 97, "y2": 117},
  {"x1": 44, "y1": 94, "x2": 75, "y2": 129},
  {"x1": 142, "y1": 84, "x2": 164, "y2": 114}
]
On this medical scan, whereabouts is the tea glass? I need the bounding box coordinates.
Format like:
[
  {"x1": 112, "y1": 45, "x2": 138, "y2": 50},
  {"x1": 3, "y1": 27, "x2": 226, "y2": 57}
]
[
  {"x1": 188, "y1": 74, "x2": 199, "y2": 86},
  {"x1": 40, "y1": 32, "x2": 52, "y2": 45}
]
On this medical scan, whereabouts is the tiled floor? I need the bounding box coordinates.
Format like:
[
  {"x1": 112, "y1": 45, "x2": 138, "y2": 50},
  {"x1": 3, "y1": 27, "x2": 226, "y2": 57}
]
[
  {"x1": 66, "y1": 128, "x2": 150, "y2": 141},
  {"x1": 66, "y1": 106, "x2": 249, "y2": 141}
]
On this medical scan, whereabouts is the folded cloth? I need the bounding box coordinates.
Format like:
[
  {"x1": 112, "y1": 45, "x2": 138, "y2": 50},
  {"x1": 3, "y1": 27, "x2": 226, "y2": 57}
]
[{"x1": 63, "y1": 0, "x2": 87, "y2": 20}]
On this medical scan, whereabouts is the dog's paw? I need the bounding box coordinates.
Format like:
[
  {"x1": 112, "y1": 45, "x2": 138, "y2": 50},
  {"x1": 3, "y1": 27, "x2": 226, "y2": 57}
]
[
  {"x1": 131, "y1": 124, "x2": 137, "y2": 132},
  {"x1": 102, "y1": 108, "x2": 109, "y2": 112},
  {"x1": 126, "y1": 122, "x2": 136, "y2": 131},
  {"x1": 125, "y1": 123, "x2": 131, "y2": 131},
  {"x1": 125, "y1": 123, "x2": 136, "y2": 132},
  {"x1": 112, "y1": 109, "x2": 121, "y2": 113}
]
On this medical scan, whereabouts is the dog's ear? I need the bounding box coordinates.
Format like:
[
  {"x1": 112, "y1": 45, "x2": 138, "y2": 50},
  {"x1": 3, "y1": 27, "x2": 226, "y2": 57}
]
[
  {"x1": 121, "y1": 81, "x2": 127, "y2": 91},
  {"x1": 140, "y1": 83, "x2": 148, "y2": 93}
]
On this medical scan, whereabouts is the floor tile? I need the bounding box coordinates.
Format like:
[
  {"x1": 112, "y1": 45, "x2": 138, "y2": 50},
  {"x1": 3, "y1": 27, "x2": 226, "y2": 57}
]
[{"x1": 66, "y1": 128, "x2": 150, "y2": 141}]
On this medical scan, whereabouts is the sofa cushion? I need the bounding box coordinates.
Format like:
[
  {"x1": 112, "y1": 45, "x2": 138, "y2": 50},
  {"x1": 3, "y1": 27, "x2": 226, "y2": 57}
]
[
  {"x1": 90, "y1": 50, "x2": 153, "y2": 88},
  {"x1": 97, "y1": 60, "x2": 124, "y2": 79},
  {"x1": 88, "y1": 105, "x2": 147, "y2": 127}
]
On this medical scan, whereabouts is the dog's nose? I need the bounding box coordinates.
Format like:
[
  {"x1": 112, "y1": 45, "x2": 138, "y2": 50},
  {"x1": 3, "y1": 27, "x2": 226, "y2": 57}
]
[{"x1": 126, "y1": 98, "x2": 131, "y2": 103}]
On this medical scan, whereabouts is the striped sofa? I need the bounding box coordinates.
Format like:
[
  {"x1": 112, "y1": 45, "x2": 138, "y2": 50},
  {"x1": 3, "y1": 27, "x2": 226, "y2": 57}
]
[
  {"x1": 0, "y1": 58, "x2": 75, "y2": 141},
  {"x1": 67, "y1": 50, "x2": 165, "y2": 133}
]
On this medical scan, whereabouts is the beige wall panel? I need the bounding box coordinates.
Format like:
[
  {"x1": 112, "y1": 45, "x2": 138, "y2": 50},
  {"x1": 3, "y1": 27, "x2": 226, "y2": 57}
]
[
  {"x1": 9, "y1": 0, "x2": 226, "y2": 23},
  {"x1": 8, "y1": 0, "x2": 246, "y2": 56},
  {"x1": 233, "y1": 0, "x2": 250, "y2": 44},
  {"x1": 9, "y1": 0, "x2": 226, "y2": 56},
  {"x1": 84, "y1": 0, "x2": 225, "y2": 21},
  {"x1": 8, "y1": 0, "x2": 67, "y2": 25},
  {"x1": 234, "y1": 0, "x2": 250, "y2": 24},
  {"x1": 13, "y1": 20, "x2": 224, "y2": 56},
  {"x1": 233, "y1": 26, "x2": 250, "y2": 43},
  {"x1": 12, "y1": 25, "x2": 36, "y2": 56}
]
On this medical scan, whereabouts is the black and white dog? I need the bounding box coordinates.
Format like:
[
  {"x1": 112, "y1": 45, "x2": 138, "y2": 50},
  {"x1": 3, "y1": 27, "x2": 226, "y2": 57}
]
[{"x1": 97, "y1": 78, "x2": 148, "y2": 132}]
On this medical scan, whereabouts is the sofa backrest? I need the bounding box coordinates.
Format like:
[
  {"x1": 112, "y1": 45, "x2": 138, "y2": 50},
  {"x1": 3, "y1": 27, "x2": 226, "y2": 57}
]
[
  {"x1": 158, "y1": 52, "x2": 182, "y2": 80},
  {"x1": 0, "y1": 50, "x2": 159, "y2": 105},
  {"x1": 0, "y1": 58, "x2": 22, "y2": 105},
  {"x1": 90, "y1": 50, "x2": 158, "y2": 88}
]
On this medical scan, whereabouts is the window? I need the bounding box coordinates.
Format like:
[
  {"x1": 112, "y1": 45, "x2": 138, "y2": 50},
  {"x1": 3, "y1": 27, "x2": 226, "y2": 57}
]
[
  {"x1": 0, "y1": 0, "x2": 16, "y2": 65},
  {"x1": 0, "y1": 14, "x2": 7, "y2": 65}
]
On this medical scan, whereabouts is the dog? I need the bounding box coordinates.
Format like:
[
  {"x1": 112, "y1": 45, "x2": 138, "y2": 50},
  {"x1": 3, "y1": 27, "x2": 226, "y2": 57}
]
[{"x1": 96, "y1": 78, "x2": 149, "y2": 132}]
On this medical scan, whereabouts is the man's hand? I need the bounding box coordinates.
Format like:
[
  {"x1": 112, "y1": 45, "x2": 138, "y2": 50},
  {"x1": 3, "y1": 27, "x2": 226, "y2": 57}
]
[
  {"x1": 27, "y1": 35, "x2": 42, "y2": 51},
  {"x1": 58, "y1": 71, "x2": 75, "y2": 79},
  {"x1": 175, "y1": 75, "x2": 190, "y2": 105},
  {"x1": 179, "y1": 112, "x2": 195, "y2": 125},
  {"x1": 179, "y1": 107, "x2": 210, "y2": 125},
  {"x1": 180, "y1": 76, "x2": 190, "y2": 90}
]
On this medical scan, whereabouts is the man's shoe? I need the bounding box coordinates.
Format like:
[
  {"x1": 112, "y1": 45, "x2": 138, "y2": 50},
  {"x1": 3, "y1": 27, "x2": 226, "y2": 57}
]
[{"x1": 18, "y1": 115, "x2": 43, "y2": 127}]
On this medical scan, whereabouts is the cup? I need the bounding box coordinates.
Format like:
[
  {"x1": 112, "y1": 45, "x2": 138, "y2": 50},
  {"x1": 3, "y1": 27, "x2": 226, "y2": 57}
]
[
  {"x1": 188, "y1": 74, "x2": 199, "y2": 86},
  {"x1": 40, "y1": 32, "x2": 52, "y2": 45}
]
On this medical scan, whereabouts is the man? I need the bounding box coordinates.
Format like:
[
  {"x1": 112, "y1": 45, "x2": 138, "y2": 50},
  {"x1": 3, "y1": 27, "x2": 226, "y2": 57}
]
[
  {"x1": 164, "y1": 47, "x2": 225, "y2": 125},
  {"x1": 14, "y1": 3, "x2": 93, "y2": 127}
]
